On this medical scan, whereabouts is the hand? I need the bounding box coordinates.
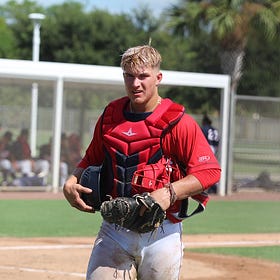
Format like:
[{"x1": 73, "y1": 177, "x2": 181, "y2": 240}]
[
  {"x1": 63, "y1": 181, "x2": 94, "y2": 213},
  {"x1": 150, "y1": 187, "x2": 171, "y2": 211}
]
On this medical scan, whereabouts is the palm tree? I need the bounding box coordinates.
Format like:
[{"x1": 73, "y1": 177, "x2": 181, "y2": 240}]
[{"x1": 167, "y1": 0, "x2": 280, "y2": 93}]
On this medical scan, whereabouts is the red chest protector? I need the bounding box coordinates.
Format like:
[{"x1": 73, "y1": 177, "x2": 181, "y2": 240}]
[{"x1": 101, "y1": 96, "x2": 184, "y2": 198}]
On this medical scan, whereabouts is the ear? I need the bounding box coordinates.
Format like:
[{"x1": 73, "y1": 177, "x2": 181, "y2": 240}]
[{"x1": 156, "y1": 72, "x2": 163, "y2": 86}]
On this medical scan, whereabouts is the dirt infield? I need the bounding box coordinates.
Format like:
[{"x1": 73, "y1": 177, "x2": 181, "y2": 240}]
[
  {"x1": 0, "y1": 190, "x2": 280, "y2": 279},
  {"x1": 0, "y1": 234, "x2": 279, "y2": 280}
]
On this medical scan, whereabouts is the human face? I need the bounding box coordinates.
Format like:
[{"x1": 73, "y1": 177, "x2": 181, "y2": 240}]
[{"x1": 123, "y1": 66, "x2": 162, "y2": 112}]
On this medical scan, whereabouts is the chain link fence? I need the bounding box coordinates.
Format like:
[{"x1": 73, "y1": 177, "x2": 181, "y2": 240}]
[{"x1": 232, "y1": 95, "x2": 280, "y2": 191}]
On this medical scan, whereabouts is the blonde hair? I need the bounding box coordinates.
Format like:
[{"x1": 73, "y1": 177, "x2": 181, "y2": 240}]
[{"x1": 121, "y1": 45, "x2": 162, "y2": 72}]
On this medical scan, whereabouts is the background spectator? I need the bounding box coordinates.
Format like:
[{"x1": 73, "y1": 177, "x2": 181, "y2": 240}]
[
  {"x1": 10, "y1": 128, "x2": 33, "y2": 176},
  {"x1": 0, "y1": 131, "x2": 15, "y2": 185},
  {"x1": 201, "y1": 114, "x2": 219, "y2": 156},
  {"x1": 201, "y1": 115, "x2": 220, "y2": 193}
]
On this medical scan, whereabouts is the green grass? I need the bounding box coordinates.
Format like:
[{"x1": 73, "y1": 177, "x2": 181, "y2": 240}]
[
  {"x1": 183, "y1": 200, "x2": 280, "y2": 264},
  {"x1": 187, "y1": 246, "x2": 280, "y2": 263},
  {"x1": 0, "y1": 200, "x2": 103, "y2": 237},
  {"x1": 0, "y1": 199, "x2": 279, "y2": 263},
  {"x1": 183, "y1": 200, "x2": 280, "y2": 234},
  {"x1": 0, "y1": 199, "x2": 279, "y2": 237}
]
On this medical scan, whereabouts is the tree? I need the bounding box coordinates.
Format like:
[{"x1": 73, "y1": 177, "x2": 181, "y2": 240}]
[
  {"x1": 0, "y1": 17, "x2": 16, "y2": 58},
  {"x1": 41, "y1": 3, "x2": 143, "y2": 65},
  {"x1": 0, "y1": 0, "x2": 45, "y2": 59},
  {"x1": 238, "y1": 31, "x2": 280, "y2": 97},
  {"x1": 167, "y1": 0, "x2": 280, "y2": 94},
  {"x1": 131, "y1": 4, "x2": 160, "y2": 33}
]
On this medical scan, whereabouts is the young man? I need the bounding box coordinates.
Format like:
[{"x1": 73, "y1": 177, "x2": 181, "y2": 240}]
[
  {"x1": 201, "y1": 114, "x2": 220, "y2": 194},
  {"x1": 201, "y1": 114, "x2": 219, "y2": 156},
  {"x1": 63, "y1": 45, "x2": 221, "y2": 280}
]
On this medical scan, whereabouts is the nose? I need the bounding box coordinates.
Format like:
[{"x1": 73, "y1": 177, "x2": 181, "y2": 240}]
[{"x1": 132, "y1": 77, "x2": 141, "y2": 87}]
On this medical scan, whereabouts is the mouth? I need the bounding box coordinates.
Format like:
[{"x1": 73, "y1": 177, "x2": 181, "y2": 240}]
[
  {"x1": 131, "y1": 90, "x2": 145, "y2": 99},
  {"x1": 132, "y1": 90, "x2": 142, "y2": 94}
]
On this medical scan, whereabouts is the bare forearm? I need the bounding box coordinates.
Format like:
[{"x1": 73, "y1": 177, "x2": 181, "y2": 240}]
[
  {"x1": 150, "y1": 174, "x2": 203, "y2": 211},
  {"x1": 172, "y1": 175, "x2": 203, "y2": 200}
]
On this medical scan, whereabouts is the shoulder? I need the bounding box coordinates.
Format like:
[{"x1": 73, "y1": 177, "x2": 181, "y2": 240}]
[
  {"x1": 162, "y1": 98, "x2": 184, "y2": 112},
  {"x1": 165, "y1": 113, "x2": 202, "y2": 141},
  {"x1": 177, "y1": 113, "x2": 199, "y2": 128}
]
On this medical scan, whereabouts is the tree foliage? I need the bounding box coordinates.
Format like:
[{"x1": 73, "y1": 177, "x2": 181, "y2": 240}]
[
  {"x1": 166, "y1": 0, "x2": 280, "y2": 96},
  {"x1": 42, "y1": 4, "x2": 139, "y2": 65},
  {"x1": 0, "y1": 17, "x2": 16, "y2": 58},
  {"x1": 0, "y1": 0, "x2": 44, "y2": 59},
  {"x1": 239, "y1": 30, "x2": 280, "y2": 96}
]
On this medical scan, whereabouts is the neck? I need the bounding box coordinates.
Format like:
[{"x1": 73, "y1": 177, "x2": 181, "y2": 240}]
[{"x1": 130, "y1": 96, "x2": 162, "y2": 113}]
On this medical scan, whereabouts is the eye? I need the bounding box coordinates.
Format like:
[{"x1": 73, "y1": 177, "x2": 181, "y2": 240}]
[
  {"x1": 138, "y1": 73, "x2": 149, "y2": 80},
  {"x1": 123, "y1": 73, "x2": 134, "y2": 78}
]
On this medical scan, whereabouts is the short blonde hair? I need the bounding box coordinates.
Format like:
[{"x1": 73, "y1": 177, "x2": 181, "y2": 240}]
[{"x1": 121, "y1": 45, "x2": 162, "y2": 72}]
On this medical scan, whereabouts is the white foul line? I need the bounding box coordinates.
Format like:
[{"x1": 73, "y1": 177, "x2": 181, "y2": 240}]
[
  {"x1": 0, "y1": 240, "x2": 279, "y2": 251},
  {"x1": 0, "y1": 265, "x2": 85, "y2": 278},
  {"x1": 184, "y1": 240, "x2": 280, "y2": 248},
  {"x1": 0, "y1": 244, "x2": 92, "y2": 250}
]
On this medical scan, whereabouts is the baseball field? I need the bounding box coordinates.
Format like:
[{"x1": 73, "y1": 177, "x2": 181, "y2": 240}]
[{"x1": 0, "y1": 190, "x2": 279, "y2": 280}]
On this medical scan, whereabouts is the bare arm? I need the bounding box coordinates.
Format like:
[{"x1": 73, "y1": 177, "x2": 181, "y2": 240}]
[{"x1": 63, "y1": 167, "x2": 94, "y2": 212}]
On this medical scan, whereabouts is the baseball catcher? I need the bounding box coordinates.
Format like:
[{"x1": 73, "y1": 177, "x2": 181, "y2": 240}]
[{"x1": 63, "y1": 45, "x2": 221, "y2": 280}]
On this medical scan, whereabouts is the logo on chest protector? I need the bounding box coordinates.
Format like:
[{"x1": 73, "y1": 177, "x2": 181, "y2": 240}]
[{"x1": 122, "y1": 128, "x2": 136, "y2": 137}]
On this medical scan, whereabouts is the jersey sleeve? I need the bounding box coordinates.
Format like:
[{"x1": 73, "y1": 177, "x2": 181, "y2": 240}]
[
  {"x1": 77, "y1": 115, "x2": 105, "y2": 169},
  {"x1": 162, "y1": 114, "x2": 221, "y2": 182}
]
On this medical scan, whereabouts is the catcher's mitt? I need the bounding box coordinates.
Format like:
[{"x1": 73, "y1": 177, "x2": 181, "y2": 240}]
[{"x1": 100, "y1": 193, "x2": 166, "y2": 233}]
